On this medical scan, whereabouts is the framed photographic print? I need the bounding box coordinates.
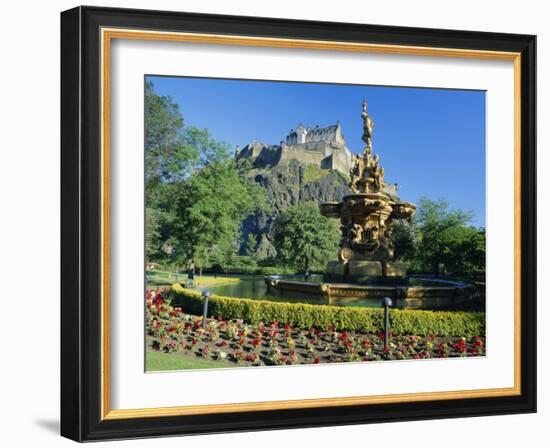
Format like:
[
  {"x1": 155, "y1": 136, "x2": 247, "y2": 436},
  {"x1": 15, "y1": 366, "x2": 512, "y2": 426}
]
[{"x1": 60, "y1": 6, "x2": 537, "y2": 442}]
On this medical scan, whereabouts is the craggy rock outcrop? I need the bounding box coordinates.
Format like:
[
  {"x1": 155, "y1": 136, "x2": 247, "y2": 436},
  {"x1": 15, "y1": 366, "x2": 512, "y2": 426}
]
[{"x1": 240, "y1": 159, "x2": 350, "y2": 259}]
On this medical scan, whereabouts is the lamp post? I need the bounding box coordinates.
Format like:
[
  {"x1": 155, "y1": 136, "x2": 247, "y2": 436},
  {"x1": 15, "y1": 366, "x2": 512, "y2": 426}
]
[
  {"x1": 202, "y1": 290, "x2": 211, "y2": 330},
  {"x1": 382, "y1": 297, "x2": 393, "y2": 352}
]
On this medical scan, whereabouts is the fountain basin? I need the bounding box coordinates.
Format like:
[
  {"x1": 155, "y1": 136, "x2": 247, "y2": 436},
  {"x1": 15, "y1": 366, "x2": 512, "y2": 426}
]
[{"x1": 265, "y1": 275, "x2": 474, "y2": 309}]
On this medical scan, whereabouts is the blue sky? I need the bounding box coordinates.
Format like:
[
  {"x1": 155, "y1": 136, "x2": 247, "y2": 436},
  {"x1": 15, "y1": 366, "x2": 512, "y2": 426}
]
[{"x1": 147, "y1": 76, "x2": 486, "y2": 227}]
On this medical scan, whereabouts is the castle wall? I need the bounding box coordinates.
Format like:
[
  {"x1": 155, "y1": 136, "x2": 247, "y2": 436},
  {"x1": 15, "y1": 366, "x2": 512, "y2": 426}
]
[
  {"x1": 330, "y1": 148, "x2": 353, "y2": 175},
  {"x1": 279, "y1": 144, "x2": 325, "y2": 167}
]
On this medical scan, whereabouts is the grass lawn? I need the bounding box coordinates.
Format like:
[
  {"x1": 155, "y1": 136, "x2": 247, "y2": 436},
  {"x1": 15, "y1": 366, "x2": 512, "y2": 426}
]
[
  {"x1": 146, "y1": 350, "x2": 237, "y2": 371},
  {"x1": 146, "y1": 270, "x2": 241, "y2": 288}
]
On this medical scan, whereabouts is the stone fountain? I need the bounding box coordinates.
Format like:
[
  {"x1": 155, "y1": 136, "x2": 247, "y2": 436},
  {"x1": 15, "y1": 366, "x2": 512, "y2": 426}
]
[
  {"x1": 266, "y1": 99, "x2": 473, "y2": 309},
  {"x1": 321, "y1": 98, "x2": 416, "y2": 281}
]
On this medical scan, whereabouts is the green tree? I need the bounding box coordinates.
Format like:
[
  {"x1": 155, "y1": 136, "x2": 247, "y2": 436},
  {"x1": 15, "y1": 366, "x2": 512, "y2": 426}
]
[
  {"x1": 145, "y1": 206, "x2": 163, "y2": 260},
  {"x1": 415, "y1": 198, "x2": 479, "y2": 276},
  {"x1": 272, "y1": 203, "x2": 340, "y2": 273},
  {"x1": 173, "y1": 160, "x2": 268, "y2": 268},
  {"x1": 443, "y1": 227, "x2": 486, "y2": 275},
  {"x1": 391, "y1": 219, "x2": 420, "y2": 263},
  {"x1": 145, "y1": 80, "x2": 253, "y2": 263},
  {"x1": 145, "y1": 80, "x2": 192, "y2": 189},
  {"x1": 145, "y1": 80, "x2": 230, "y2": 193},
  {"x1": 245, "y1": 233, "x2": 258, "y2": 258}
]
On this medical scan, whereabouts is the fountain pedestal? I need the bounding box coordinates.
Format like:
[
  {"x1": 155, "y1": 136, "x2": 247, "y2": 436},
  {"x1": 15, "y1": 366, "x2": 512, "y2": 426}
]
[
  {"x1": 320, "y1": 189, "x2": 415, "y2": 282},
  {"x1": 325, "y1": 260, "x2": 409, "y2": 282}
]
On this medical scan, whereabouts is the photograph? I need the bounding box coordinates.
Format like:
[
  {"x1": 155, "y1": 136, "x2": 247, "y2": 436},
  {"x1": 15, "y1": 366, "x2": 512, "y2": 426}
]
[{"x1": 144, "y1": 76, "x2": 487, "y2": 372}]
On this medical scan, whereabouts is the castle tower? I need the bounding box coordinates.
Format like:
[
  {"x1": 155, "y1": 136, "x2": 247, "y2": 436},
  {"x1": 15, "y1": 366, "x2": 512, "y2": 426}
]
[{"x1": 295, "y1": 123, "x2": 307, "y2": 144}]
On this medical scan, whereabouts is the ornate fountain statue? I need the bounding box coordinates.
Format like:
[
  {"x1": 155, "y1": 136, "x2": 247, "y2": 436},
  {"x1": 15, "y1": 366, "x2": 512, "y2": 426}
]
[{"x1": 320, "y1": 99, "x2": 416, "y2": 280}]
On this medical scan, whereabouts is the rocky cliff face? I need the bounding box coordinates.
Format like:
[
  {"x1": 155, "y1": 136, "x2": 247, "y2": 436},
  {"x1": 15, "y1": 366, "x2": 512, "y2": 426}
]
[{"x1": 239, "y1": 159, "x2": 351, "y2": 259}]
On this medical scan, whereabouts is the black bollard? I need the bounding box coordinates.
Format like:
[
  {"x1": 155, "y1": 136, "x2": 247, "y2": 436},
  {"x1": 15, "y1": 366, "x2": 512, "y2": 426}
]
[
  {"x1": 382, "y1": 297, "x2": 393, "y2": 351},
  {"x1": 202, "y1": 290, "x2": 212, "y2": 329}
]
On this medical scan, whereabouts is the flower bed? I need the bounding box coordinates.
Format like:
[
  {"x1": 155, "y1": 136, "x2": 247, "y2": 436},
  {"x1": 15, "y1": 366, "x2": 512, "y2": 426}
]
[
  {"x1": 168, "y1": 283, "x2": 485, "y2": 337},
  {"x1": 148, "y1": 289, "x2": 485, "y2": 368}
]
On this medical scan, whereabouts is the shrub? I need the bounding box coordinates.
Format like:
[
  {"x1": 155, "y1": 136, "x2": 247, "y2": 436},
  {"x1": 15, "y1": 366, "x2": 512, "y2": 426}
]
[{"x1": 168, "y1": 284, "x2": 484, "y2": 337}]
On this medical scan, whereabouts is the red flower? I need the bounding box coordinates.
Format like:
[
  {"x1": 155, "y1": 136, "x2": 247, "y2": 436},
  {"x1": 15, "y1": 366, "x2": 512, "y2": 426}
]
[
  {"x1": 313, "y1": 357, "x2": 320, "y2": 364},
  {"x1": 453, "y1": 339, "x2": 467, "y2": 353},
  {"x1": 252, "y1": 338, "x2": 261, "y2": 347},
  {"x1": 244, "y1": 353, "x2": 258, "y2": 362}
]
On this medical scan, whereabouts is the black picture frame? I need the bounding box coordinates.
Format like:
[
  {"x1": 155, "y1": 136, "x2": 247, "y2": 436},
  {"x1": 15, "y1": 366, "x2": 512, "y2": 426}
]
[{"x1": 61, "y1": 5, "x2": 536, "y2": 442}]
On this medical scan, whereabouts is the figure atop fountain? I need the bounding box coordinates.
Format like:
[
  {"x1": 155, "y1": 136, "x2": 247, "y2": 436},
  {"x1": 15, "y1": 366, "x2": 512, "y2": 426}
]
[
  {"x1": 350, "y1": 100, "x2": 390, "y2": 195},
  {"x1": 361, "y1": 97, "x2": 374, "y2": 151}
]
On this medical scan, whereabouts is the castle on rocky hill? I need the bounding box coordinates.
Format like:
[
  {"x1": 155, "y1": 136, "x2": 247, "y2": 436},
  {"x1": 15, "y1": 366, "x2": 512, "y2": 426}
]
[{"x1": 235, "y1": 122, "x2": 353, "y2": 175}]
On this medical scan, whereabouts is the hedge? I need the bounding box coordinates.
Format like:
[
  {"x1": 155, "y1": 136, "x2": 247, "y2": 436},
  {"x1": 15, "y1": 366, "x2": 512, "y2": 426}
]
[{"x1": 168, "y1": 284, "x2": 485, "y2": 337}]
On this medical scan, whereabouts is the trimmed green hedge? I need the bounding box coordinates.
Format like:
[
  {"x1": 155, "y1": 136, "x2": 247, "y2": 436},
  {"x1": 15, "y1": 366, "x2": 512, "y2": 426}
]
[{"x1": 168, "y1": 284, "x2": 485, "y2": 337}]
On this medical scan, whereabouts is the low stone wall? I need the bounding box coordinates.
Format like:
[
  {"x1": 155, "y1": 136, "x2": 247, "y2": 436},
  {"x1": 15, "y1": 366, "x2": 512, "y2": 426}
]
[{"x1": 265, "y1": 275, "x2": 474, "y2": 310}]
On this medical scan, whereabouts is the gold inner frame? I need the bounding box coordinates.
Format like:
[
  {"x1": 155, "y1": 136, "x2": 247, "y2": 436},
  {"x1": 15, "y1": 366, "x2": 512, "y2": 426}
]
[{"x1": 100, "y1": 28, "x2": 522, "y2": 420}]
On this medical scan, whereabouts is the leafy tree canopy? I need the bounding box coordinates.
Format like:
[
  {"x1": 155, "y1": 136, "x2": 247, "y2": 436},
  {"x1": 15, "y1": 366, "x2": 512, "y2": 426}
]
[
  {"x1": 272, "y1": 203, "x2": 340, "y2": 273},
  {"x1": 170, "y1": 160, "x2": 268, "y2": 266},
  {"x1": 414, "y1": 198, "x2": 484, "y2": 276},
  {"x1": 391, "y1": 219, "x2": 420, "y2": 263},
  {"x1": 145, "y1": 80, "x2": 230, "y2": 192}
]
